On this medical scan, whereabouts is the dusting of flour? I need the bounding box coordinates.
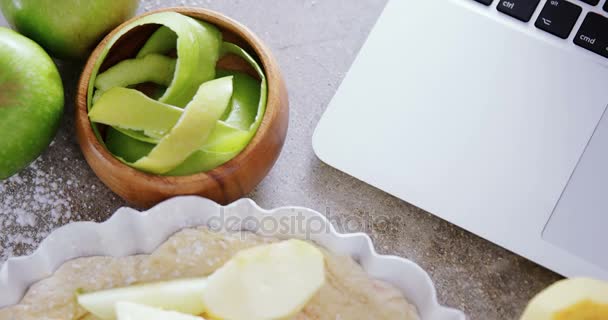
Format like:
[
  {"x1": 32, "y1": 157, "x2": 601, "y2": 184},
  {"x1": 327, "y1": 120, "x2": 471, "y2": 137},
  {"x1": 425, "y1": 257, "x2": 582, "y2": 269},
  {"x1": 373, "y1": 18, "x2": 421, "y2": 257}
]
[{"x1": 0, "y1": 114, "x2": 125, "y2": 264}]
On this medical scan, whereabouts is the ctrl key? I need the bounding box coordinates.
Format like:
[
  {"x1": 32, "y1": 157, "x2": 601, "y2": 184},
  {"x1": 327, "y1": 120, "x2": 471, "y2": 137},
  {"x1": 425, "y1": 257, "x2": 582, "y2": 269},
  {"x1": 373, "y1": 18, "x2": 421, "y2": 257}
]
[{"x1": 574, "y1": 12, "x2": 608, "y2": 58}]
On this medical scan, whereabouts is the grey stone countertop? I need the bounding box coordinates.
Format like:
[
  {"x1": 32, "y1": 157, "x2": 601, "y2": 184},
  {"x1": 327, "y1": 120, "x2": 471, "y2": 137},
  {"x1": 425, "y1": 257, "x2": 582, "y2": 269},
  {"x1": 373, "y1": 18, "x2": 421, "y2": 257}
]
[{"x1": 0, "y1": 1, "x2": 562, "y2": 319}]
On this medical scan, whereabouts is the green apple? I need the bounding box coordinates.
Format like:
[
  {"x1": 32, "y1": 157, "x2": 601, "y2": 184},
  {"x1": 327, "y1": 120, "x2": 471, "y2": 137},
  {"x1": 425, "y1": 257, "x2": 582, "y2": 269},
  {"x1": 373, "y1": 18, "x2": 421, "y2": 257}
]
[
  {"x1": 0, "y1": 27, "x2": 63, "y2": 180},
  {"x1": 0, "y1": 0, "x2": 140, "y2": 60}
]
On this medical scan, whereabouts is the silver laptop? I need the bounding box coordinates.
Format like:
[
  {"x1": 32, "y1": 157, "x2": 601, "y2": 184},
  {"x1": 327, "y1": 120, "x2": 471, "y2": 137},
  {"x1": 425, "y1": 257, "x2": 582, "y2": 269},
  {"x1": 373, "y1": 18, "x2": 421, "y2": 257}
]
[{"x1": 314, "y1": 0, "x2": 608, "y2": 279}]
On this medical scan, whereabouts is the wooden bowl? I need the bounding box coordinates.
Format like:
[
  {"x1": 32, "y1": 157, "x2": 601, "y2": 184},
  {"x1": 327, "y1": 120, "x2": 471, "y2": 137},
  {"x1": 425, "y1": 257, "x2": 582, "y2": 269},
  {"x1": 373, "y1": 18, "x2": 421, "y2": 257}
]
[{"x1": 75, "y1": 7, "x2": 289, "y2": 208}]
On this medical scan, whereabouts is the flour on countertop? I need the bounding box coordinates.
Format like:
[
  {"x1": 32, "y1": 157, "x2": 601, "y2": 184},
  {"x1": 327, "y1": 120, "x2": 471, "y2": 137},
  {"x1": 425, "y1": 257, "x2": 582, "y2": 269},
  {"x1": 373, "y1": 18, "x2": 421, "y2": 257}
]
[
  {"x1": 0, "y1": 104, "x2": 124, "y2": 265},
  {"x1": 0, "y1": 148, "x2": 123, "y2": 263},
  {"x1": 0, "y1": 158, "x2": 74, "y2": 263}
]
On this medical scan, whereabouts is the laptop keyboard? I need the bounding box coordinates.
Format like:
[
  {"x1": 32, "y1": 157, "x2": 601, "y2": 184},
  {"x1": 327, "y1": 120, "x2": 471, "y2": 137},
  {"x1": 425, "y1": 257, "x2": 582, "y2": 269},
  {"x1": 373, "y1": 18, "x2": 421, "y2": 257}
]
[
  {"x1": 497, "y1": 0, "x2": 541, "y2": 22},
  {"x1": 574, "y1": 12, "x2": 608, "y2": 57},
  {"x1": 473, "y1": 0, "x2": 608, "y2": 59},
  {"x1": 535, "y1": 0, "x2": 582, "y2": 39}
]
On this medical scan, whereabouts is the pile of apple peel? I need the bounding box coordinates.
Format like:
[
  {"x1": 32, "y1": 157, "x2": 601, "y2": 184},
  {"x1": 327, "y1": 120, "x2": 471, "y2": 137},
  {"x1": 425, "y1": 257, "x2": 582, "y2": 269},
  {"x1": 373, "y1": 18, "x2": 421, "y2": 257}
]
[
  {"x1": 87, "y1": 12, "x2": 267, "y2": 175},
  {"x1": 76, "y1": 239, "x2": 326, "y2": 320}
]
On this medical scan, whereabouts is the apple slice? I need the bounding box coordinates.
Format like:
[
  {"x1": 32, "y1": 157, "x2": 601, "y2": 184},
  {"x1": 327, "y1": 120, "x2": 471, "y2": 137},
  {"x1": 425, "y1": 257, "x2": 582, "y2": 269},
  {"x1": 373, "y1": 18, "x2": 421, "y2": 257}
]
[
  {"x1": 78, "y1": 240, "x2": 325, "y2": 320},
  {"x1": 77, "y1": 278, "x2": 208, "y2": 320},
  {"x1": 202, "y1": 239, "x2": 326, "y2": 320},
  {"x1": 115, "y1": 302, "x2": 205, "y2": 320}
]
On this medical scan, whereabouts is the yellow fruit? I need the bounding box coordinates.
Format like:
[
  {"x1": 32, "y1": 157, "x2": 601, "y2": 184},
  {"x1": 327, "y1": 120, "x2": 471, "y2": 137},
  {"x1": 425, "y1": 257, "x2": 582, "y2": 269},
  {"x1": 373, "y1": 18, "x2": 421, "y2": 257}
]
[{"x1": 520, "y1": 278, "x2": 608, "y2": 320}]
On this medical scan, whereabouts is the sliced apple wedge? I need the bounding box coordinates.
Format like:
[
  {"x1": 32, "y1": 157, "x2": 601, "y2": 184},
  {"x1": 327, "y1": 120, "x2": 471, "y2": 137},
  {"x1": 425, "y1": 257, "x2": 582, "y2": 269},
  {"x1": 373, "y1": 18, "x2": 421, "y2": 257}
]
[
  {"x1": 202, "y1": 239, "x2": 326, "y2": 320},
  {"x1": 77, "y1": 239, "x2": 325, "y2": 320},
  {"x1": 77, "y1": 278, "x2": 208, "y2": 320},
  {"x1": 116, "y1": 302, "x2": 205, "y2": 320}
]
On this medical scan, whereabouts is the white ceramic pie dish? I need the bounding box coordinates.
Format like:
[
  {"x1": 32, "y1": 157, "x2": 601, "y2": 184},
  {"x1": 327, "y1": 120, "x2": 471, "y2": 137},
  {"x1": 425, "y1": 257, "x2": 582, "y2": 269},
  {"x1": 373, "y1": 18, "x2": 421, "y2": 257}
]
[{"x1": 0, "y1": 196, "x2": 465, "y2": 319}]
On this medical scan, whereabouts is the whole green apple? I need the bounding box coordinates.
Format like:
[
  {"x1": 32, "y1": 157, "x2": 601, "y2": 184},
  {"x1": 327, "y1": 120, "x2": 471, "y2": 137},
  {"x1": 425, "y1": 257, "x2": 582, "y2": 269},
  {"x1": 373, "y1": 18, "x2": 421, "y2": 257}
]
[
  {"x1": 0, "y1": 27, "x2": 64, "y2": 179},
  {"x1": 0, "y1": 0, "x2": 140, "y2": 60}
]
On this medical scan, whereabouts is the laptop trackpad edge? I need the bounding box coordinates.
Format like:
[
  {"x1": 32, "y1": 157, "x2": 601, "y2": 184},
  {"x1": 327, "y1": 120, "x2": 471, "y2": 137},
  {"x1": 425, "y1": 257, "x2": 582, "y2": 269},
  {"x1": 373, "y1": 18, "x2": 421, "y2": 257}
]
[{"x1": 543, "y1": 107, "x2": 608, "y2": 271}]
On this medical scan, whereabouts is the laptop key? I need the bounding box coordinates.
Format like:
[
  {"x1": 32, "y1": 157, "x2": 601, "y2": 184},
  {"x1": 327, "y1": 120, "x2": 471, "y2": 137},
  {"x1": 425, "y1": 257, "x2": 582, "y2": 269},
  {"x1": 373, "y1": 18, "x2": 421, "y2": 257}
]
[
  {"x1": 497, "y1": 0, "x2": 541, "y2": 22},
  {"x1": 574, "y1": 12, "x2": 608, "y2": 58},
  {"x1": 474, "y1": 0, "x2": 494, "y2": 5},
  {"x1": 535, "y1": 0, "x2": 582, "y2": 39},
  {"x1": 579, "y1": 0, "x2": 599, "y2": 5}
]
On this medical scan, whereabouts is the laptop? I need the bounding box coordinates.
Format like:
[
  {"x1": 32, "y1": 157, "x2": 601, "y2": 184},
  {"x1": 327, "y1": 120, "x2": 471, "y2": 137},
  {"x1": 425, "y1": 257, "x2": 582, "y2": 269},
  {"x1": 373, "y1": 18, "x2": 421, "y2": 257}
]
[{"x1": 313, "y1": 0, "x2": 608, "y2": 279}]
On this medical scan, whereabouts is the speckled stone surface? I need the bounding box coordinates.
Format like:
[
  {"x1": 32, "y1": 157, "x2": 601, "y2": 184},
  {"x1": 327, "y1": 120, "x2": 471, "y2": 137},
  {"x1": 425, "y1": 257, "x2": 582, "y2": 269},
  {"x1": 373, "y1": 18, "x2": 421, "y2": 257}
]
[{"x1": 0, "y1": 1, "x2": 563, "y2": 319}]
